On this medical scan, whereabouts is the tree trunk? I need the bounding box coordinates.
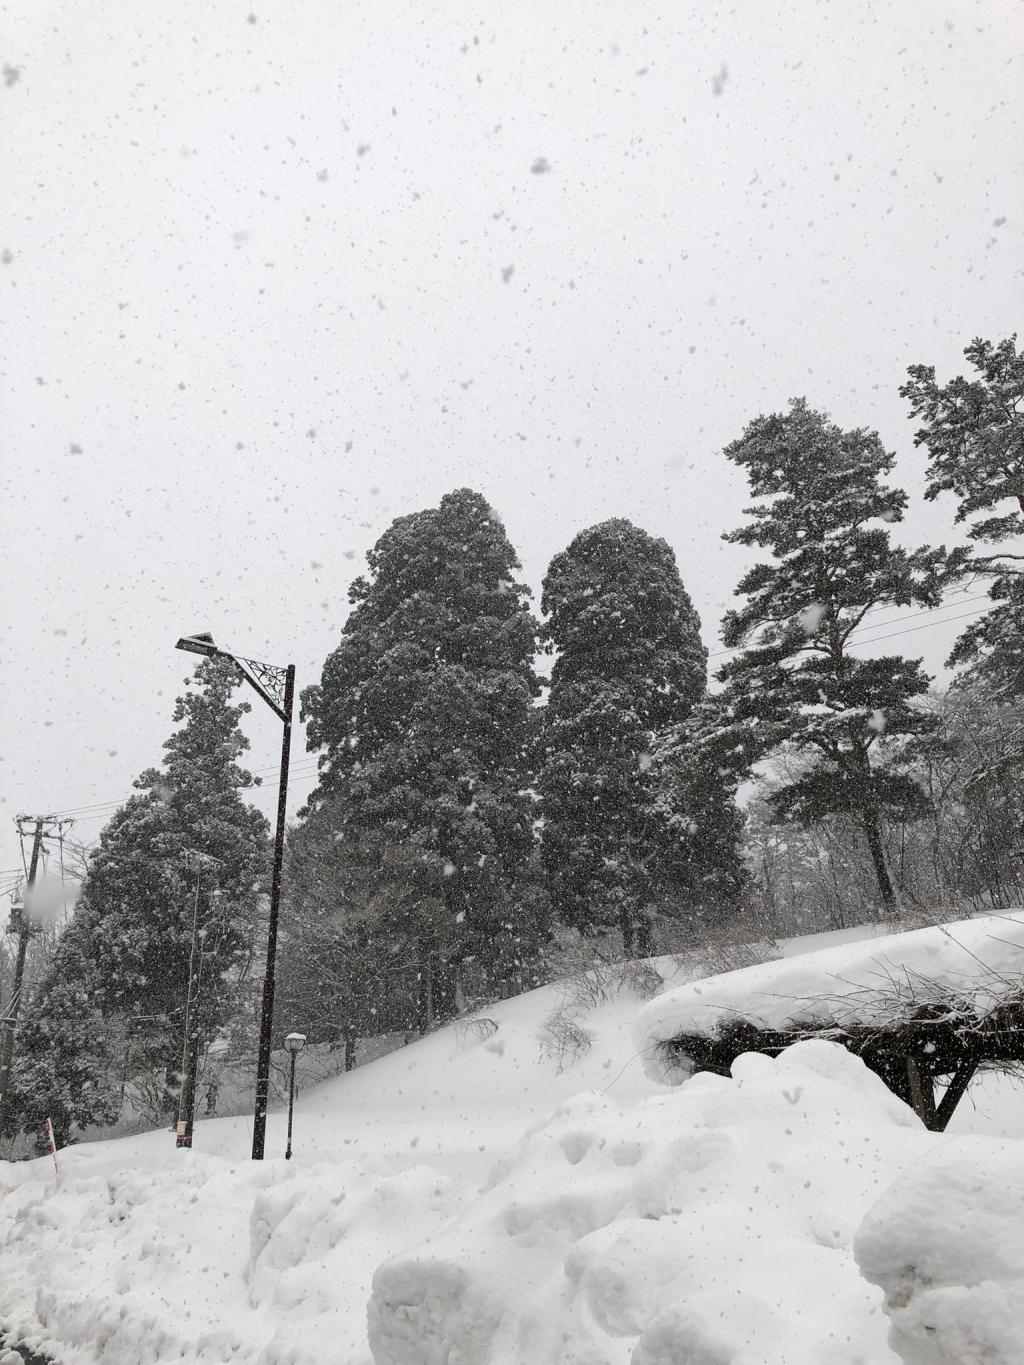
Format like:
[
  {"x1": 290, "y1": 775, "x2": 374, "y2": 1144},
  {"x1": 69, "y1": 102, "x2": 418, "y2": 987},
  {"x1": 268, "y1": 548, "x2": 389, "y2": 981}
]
[
  {"x1": 344, "y1": 1035, "x2": 356, "y2": 1072},
  {"x1": 635, "y1": 913, "x2": 654, "y2": 959},
  {"x1": 862, "y1": 809, "x2": 898, "y2": 915},
  {"x1": 176, "y1": 1031, "x2": 201, "y2": 1147}
]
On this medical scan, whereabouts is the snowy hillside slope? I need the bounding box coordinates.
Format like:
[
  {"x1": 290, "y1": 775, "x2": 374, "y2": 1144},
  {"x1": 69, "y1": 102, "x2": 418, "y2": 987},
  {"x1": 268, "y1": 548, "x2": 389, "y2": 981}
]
[
  {"x1": 0, "y1": 965, "x2": 686, "y2": 1365},
  {"x1": 1, "y1": 925, "x2": 1022, "y2": 1365}
]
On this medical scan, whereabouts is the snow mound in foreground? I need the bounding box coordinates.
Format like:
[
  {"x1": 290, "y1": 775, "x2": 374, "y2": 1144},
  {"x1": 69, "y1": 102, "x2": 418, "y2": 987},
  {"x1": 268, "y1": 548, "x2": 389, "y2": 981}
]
[
  {"x1": 368, "y1": 1039, "x2": 928, "y2": 1365},
  {"x1": 633, "y1": 911, "x2": 1024, "y2": 1081},
  {"x1": 855, "y1": 1135, "x2": 1024, "y2": 1365},
  {"x1": 0, "y1": 1154, "x2": 464, "y2": 1365}
]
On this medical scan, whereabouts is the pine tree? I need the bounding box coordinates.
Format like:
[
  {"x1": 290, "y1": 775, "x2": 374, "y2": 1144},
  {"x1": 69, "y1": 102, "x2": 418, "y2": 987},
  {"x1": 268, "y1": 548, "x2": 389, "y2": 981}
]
[
  {"x1": 901, "y1": 335, "x2": 1023, "y2": 693},
  {"x1": 12, "y1": 659, "x2": 270, "y2": 1142},
  {"x1": 702, "y1": 398, "x2": 948, "y2": 913},
  {"x1": 538, "y1": 519, "x2": 709, "y2": 955},
  {"x1": 301, "y1": 488, "x2": 543, "y2": 1004}
]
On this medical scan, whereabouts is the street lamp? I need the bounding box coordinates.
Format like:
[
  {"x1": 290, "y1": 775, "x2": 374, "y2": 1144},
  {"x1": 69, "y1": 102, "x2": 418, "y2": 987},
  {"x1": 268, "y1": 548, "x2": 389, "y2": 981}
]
[
  {"x1": 283, "y1": 1031, "x2": 306, "y2": 1160},
  {"x1": 176, "y1": 630, "x2": 295, "y2": 1161}
]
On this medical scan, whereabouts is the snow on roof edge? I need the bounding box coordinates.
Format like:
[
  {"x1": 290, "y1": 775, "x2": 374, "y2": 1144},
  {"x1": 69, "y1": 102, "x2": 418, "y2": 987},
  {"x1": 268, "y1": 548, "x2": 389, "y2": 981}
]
[{"x1": 634, "y1": 910, "x2": 1024, "y2": 1055}]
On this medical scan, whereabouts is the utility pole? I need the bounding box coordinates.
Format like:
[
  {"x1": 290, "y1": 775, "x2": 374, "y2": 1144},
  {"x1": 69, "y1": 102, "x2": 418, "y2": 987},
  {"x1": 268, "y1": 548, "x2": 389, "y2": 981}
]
[{"x1": 0, "y1": 815, "x2": 58, "y2": 1133}]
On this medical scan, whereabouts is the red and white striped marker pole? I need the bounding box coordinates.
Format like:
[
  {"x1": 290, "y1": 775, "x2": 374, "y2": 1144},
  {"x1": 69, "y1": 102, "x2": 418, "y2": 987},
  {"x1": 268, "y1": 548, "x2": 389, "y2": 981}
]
[{"x1": 44, "y1": 1117, "x2": 59, "y2": 1183}]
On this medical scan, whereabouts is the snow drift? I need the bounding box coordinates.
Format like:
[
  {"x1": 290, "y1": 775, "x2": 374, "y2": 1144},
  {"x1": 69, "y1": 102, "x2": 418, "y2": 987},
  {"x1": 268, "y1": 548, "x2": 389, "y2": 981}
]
[
  {"x1": 855, "y1": 1135, "x2": 1024, "y2": 1365},
  {"x1": 3, "y1": 928, "x2": 1024, "y2": 1365},
  {"x1": 367, "y1": 1040, "x2": 928, "y2": 1365}
]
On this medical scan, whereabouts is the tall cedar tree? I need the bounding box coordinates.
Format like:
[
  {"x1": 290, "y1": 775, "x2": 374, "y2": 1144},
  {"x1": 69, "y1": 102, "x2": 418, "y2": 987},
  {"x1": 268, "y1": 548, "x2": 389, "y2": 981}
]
[
  {"x1": 12, "y1": 660, "x2": 270, "y2": 1143},
  {"x1": 538, "y1": 519, "x2": 708, "y2": 956},
  {"x1": 301, "y1": 488, "x2": 542, "y2": 1005},
  {"x1": 902, "y1": 335, "x2": 1023, "y2": 694},
  {"x1": 704, "y1": 399, "x2": 947, "y2": 912}
]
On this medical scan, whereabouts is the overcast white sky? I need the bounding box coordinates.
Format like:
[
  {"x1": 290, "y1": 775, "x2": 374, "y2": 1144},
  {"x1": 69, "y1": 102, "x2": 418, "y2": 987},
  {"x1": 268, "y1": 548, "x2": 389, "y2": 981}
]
[{"x1": 2, "y1": 0, "x2": 1022, "y2": 887}]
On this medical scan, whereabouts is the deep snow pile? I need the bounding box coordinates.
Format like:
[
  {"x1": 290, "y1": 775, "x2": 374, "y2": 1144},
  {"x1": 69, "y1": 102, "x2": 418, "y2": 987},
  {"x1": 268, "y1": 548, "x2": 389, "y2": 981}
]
[
  {"x1": 634, "y1": 912, "x2": 1024, "y2": 1073},
  {"x1": 368, "y1": 1040, "x2": 929, "y2": 1365},
  {"x1": 2, "y1": 928, "x2": 1023, "y2": 1365},
  {"x1": 0, "y1": 970, "x2": 680, "y2": 1365},
  {"x1": 1, "y1": 1152, "x2": 463, "y2": 1365},
  {"x1": 855, "y1": 1135, "x2": 1024, "y2": 1365}
]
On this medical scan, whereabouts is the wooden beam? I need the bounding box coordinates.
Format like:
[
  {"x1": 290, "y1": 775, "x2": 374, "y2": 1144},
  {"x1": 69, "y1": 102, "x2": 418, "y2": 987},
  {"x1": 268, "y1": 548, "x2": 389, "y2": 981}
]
[
  {"x1": 933, "y1": 1054, "x2": 979, "y2": 1133},
  {"x1": 905, "y1": 1055, "x2": 937, "y2": 1129}
]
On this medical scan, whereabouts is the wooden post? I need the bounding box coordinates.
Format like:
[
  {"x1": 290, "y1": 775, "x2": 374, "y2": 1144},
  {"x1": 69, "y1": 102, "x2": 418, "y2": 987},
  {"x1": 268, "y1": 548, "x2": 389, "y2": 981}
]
[
  {"x1": 933, "y1": 1054, "x2": 979, "y2": 1133},
  {"x1": 905, "y1": 1055, "x2": 937, "y2": 1129}
]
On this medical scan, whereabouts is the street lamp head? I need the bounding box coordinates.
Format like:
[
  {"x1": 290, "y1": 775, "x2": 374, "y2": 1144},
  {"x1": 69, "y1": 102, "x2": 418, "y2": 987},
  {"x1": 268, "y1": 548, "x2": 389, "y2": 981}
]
[
  {"x1": 283, "y1": 1032, "x2": 307, "y2": 1055},
  {"x1": 175, "y1": 631, "x2": 220, "y2": 658}
]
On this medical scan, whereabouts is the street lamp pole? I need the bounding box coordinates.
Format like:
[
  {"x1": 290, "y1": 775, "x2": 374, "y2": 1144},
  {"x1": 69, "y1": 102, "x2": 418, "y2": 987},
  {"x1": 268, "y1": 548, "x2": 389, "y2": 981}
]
[
  {"x1": 283, "y1": 1031, "x2": 306, "y2": 1160},
  {"x1": 175, "y1": 632, "x2": 295, "y2": 1161}
]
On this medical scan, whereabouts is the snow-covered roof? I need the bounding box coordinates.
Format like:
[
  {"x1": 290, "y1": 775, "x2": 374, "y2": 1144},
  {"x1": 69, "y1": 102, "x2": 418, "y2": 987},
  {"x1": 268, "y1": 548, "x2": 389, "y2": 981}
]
[{"x1": 635, "y1": 911, "x2": 1024, "y2": 1059}]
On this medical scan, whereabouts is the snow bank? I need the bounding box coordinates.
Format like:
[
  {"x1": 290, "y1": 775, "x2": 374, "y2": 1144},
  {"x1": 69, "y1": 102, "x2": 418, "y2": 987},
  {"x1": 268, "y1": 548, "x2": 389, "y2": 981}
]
[
  {"x1": 0, "y1": 1152, "x2": 463, "y2": 1365},
  {"x1": 854, "y1": 1135, "x2": 1024, "y2": 1365},
  {"x1": 4, "y1": 929, "x2": 1022, "y2": 1365},
  {"x1": 368, "y1": 1040, "x2": 929, "y2": 1365},
  {"x1": 634, "y1": 911, "x2": 1024, "y2": 1079}
]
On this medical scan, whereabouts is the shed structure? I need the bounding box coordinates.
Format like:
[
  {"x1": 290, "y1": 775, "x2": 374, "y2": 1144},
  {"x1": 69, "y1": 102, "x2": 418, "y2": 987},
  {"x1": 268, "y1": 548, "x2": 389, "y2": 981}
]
[{"x1": 635, "y1": 912, "x2": 1024, "y2": 1131}]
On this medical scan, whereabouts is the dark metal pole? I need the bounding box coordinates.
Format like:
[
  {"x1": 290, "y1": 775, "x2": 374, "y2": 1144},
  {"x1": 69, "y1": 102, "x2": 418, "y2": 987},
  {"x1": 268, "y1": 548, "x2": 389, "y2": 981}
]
[
  {"x1": 285, "y1": 1050, "x2": 297, "y2": 1160},
  {"x1": 251, "y1": 664, "x2": 295, "y2": 1160},
  {"x1": 0, "y1": 820, "x2": 45, "y2": 1130},
  {"x1": 175, "y1": 1032, "x2": 200, "y2": 1149}
]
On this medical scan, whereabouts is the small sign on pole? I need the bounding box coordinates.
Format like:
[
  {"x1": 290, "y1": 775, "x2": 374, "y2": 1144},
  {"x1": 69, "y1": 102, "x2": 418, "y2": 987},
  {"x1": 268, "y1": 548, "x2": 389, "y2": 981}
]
[{"x1": 44, "y1": 1116, "x2": 59, "y2": 1183}]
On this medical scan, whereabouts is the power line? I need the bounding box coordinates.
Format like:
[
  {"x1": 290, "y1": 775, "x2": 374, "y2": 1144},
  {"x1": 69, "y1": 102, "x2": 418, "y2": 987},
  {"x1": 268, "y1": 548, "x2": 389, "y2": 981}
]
[
  {"x1": 837, "y1": 591, "x2": 990, "y2": 633},
  {"x1": 846, "y1": 606, "x2": 987, "y2": 650},
  {"x1": 52, "y1": 764, "x2": 322, "y2": 825},
  {"x1": 708, "y1": 599, "x2": 990, "y2": 661},
  {"x1": 50, "y1": 757, "x2": 323, "y2": 821}
]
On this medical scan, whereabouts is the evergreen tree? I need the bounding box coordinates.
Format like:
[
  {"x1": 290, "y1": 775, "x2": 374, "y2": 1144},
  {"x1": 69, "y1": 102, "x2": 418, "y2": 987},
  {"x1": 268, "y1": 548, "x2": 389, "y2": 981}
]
[
  {"x1": 650, "y1": 717, "x2": 748, "y2": 930},
  {"x1": 901, "y1": 335, "x2": 1023, "y2": 693},
  {"x1": 301, "y1": 488, "x2": 543, "y2": 1004},
  {"x1": 538, "y1": 519, "x2": 709, "y2": 955},
  {"x1": 12, "y1": 660, "x2": 270, "y2": 1142},
  {"x1": 701, "y1": 399, "x2": 948, "y2": 913},
  {"x1": 3, "y1": 912, "x2": 121, "y2": 1148},
  {"x1": 276, "y1": 808, "x2": 450, "y2": 1059},
  {"x1": 914, "y1": 682, "x2": 1024, "y2": 908}
]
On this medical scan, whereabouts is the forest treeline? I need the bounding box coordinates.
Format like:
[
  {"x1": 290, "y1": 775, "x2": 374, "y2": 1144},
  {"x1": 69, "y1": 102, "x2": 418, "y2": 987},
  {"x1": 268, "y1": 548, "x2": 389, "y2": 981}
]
[{"x1": 3, "y1": 333, "x2": 1021, "y2": 1148}]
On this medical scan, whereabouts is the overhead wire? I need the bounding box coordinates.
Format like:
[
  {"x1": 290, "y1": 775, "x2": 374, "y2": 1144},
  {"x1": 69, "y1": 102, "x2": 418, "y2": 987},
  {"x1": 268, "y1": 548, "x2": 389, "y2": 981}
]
[{"x1": 706, "y1": 597, "x2": 990, "y2": 661}]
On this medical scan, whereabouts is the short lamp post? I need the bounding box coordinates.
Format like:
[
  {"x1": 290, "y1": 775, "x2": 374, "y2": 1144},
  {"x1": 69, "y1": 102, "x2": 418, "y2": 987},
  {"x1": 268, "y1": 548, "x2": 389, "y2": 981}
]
[
  {"x1": 175, "y1": 631, "x2": 295, "y2": 1161},
  {"x1": 283, "y1": 1032, "x2": 306, "y2": 1161}
]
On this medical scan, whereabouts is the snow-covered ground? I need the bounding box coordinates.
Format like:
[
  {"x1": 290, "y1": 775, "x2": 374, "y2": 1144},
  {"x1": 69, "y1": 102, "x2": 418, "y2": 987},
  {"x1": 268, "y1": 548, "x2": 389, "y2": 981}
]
[{"x1": 2, "y1": 926, "x2": 1023, "y2": 1365}]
